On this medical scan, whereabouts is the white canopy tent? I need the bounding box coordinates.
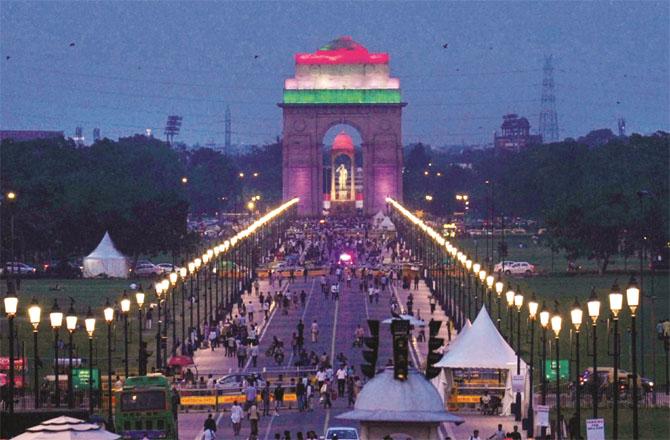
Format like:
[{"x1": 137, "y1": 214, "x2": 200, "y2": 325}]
[
  {"x1": 14, "y1": 416, "x2": 119, "y2": 440},
  {"x1": 83, "y1": 231, "x2": 129, "y2": 279},
  {"x1": 378, "y1": 216, "x2": 396, "y2": 231},
  {"x1": 372, "y1": 210, "x2": 386, "y2": 224},
  {"x1": 435, "y1": 306, "x2": 528, "y2": 417}
]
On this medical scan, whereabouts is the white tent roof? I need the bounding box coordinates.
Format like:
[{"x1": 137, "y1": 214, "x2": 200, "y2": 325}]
[
  {"x1": 85, "y1": 231, "x2": 126, "y2": 260},
  {"x1": 372, "y1": 210, "x2": 386, "y2": 222},
  {"x1": 435, "y1": 306, "x2": 522, "y2": 369},
  {"x1": 14, "y1": 416, "x2": 120, "y2": 440},
  {"x1": 378, "y1": 216, "x2": 396, "y2": 230},
  {"x1": 444, "y1": 319, "x2": 471, "y2": 353}
]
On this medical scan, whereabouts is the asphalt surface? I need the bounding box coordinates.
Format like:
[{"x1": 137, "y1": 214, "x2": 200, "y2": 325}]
[{"x1": 178, "y1": 271, "x2": 435, "y2": 440}]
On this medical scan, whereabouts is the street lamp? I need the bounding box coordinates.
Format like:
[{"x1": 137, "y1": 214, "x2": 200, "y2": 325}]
[
  {"x1": 587, "y1": 288, "x2": 601, "y2": 417},
  {"x1": 609, "y1": 281, "x2": 623, "y2": 440},
  {"x1": 136, "y1": 288, "x2": 146, "y2": 375},
  {"x1": 154, "y1": 282, "x2": 164, "y2": 371},
  {"x1": 506, "y1": 285, "x2": 515, "y2": 340},
  {"x1": 513, "y1": 290, "x2": 524, "y2": 421},
  {"x1": 179, "y1": 266, "x2": 187, "y2": 351},
  {"x1": 169, "y1": 271, "x2": 178, "y2": 356},
  {"x1": 28, "y1": 297, "x2": 41, "y2": 408},
  {"x1": 486, "y1": 274, "x2": 494, "y2": 311},
  {"x1": 571, "y1": 298, "x2": 584, "y2": 439},
  {"x1": 120, "y1": 291, "x2": 131, "y2": 378},
  {"x1": 477, "y1": 268, "x2": 486, "y2": 313},
  {"x1": 539, "y1": 303, "x2": 550, "y2": 439},
  {"x1": 65, "y1": 301, "x2": 78, "y2": 408},
  {"x1": 3, "y1": 284, "x2": 18, "y2": 415},
  {"x1": 465, "y1": 259, "x2": 472, "y2": 320},
  {"x1": 551, "y1": 306, "x2": 563, "y2": 440},
  {"x1": 626, "y1": 275, "x2": 640, "y2": 439},
  {"x1": 495, "y1": 277, "x2": 504, "y2": 330},
  {"x1": 527, "y1": 293, "x2": 539, "y2": 438},
  {"x1": 50, "y1": 300, "x2": 64, "y2": 407},
  {"x1": 103, "y1": 299, "x2": 115, "y2": 431},
  {"x1": 84, "y1": 307, "x2": 96, "y2": 415}
]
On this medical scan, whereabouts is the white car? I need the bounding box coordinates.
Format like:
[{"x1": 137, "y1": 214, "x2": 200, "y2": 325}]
[
  {"x1": 324, "y1": 427, "x2": 360, "y2": 440},
  {"x1": 131, "y1": 263, "x2": 163, "y2": 277},
  {"x1": 496, "y1": 261, "x2": 536, "y2": 276},
  {"x1": 157, "y1": 263, "x2": 180, "y2": 274},
  {"x1": 493, "y1": 261, "x2": 517, "y2": 273}
]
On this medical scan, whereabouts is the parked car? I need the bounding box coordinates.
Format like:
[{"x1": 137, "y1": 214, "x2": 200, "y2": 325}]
[
  {"x1": 495, "y1": 261, "x2": 535, "y2": 276},
  {"x1": 131, "y1": 263, "x2": 163, "y2": 277},
  {"x1": 157, "y1": 263, "x2": 179, "y2": 274},
  {"x1": 0, "y1": 262, "x2": 37, "y2": 277},
  {"x1": 45, "y1": 260, "x2": 83, "y2": 279},
  {"x1": 215, "y1": 373, "x2": 265, "y2": 391},
  {"x1": 493, "y1": 261, "x2": 517, "y2": 273},
  {"x1": 324, "y1": 427, "x2": 360, "y2": 440},
  {"x1": 579, "y1": 367, "x2": 654, "y2": 397}
]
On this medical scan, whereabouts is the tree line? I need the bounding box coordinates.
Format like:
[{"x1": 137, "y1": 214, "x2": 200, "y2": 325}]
[{"x1": 403, "y1": 132, "x2": 670, "y2": 274}]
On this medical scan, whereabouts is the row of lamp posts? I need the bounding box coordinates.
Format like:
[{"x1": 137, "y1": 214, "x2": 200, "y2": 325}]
[{"x1": 386, "y1": 197, "x2": 645, "y2": 440}]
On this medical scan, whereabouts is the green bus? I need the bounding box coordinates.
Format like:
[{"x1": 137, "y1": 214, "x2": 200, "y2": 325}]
[{"x1": 114, "y1": 374, "x2": 178, "y2": 440}]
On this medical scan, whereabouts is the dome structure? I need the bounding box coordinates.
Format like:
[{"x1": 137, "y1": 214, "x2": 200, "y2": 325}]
[
  {"x1": 332, "y1": 131, "x2": 354, "y2": 154},
  {"x1": 337, "y1": 367, "x2": 463, "y2": 423}
]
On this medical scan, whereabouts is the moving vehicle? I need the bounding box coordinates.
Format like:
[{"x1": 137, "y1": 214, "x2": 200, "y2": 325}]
[
  {"x1": 579, "y1": 367, "x2": 654, "y2": 397},
  {"x1": 114, "y1": 374, "x2": 178, "y2": 440},
  {"x1": 324, "y1": 427, "x2": 360, "y2": 440},
  {"x1": 215, "y1": 373, "x2": 265, "y2": 391},
  {"x1": 156, "y1": 263, "x2": 179, "y2": 274},
  {"x1": 44, "y1": 260, "x2": 83, "y2": 278}
]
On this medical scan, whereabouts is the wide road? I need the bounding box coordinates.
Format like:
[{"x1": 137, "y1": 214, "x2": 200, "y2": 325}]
[{"x1": 179, "y1": 270, "x2": 421, "y2": 440}]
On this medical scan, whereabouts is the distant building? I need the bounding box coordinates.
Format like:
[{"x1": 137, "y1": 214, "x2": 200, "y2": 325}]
[
  {"x1": 494, "y1": 114, "x2": 542, "y2": 153},
  {"x1": 0, "y1": 130, "x2": 64, "y2": 142}
]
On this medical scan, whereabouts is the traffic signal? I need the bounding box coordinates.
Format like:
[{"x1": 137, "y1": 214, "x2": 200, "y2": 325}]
[
  {"x1": 425, "y1": 319, "x2": 444, "y2": 380},
  {"x1": 361, "y1": 319, "x2": 380, "y2": 379},
  {"x1": 391, "y1": 319, "x2": 410, "y2": 381}
]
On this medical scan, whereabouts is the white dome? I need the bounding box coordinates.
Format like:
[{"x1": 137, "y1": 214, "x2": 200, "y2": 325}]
[{"x1": 337, "y1": 367, "x2": 463, "y2": 423}]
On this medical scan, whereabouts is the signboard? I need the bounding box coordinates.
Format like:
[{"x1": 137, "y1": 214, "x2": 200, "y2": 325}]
[
  {"x1": 72, "y1": 368, "x2": 100, "y2": 390},
  {"x1": 0, "y1": 357, "x2": 25, "y2": 370},
  {"x1": 586, "y1": 418, "x2": 605, "y2": 440},
  {"x1": 536, "y1": 405, "x2": 550, "y2": 427},
  {"x1": 545, "y1": 359, "x2": 569, "y2": 381},
  {"x1": 511, "y1": 374, "x2": 525, "y2": 393}
]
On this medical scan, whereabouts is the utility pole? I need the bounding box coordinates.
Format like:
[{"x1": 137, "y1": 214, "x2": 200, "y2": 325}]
[{"x1": 225, "y1": 106, "x2": 232, "y2": 151}]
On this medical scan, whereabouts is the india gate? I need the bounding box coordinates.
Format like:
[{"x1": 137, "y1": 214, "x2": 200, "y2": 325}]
[{"x1": 280, "y1": 36, "x2": 405, "y2": 216}]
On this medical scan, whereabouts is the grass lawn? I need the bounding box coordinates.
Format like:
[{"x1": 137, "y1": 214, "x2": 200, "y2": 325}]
[
  {"x1": 550, "y1": 407, "x2": 670, "y2": 439},
  {"x1": 454, "y1": 236, "x2": 670, "y2": 386},
  {"x1": 0, "y1": 278, "x2": 192, "y2": 386}
]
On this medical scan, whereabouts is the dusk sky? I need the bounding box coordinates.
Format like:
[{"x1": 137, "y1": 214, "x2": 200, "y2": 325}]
[{"x1": 1, "y1": 1, "x2": 668, "y2": 147}]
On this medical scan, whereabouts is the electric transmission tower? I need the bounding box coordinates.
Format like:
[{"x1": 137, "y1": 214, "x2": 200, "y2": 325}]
[
  {"x1": 224, "y1": 106, "x2": 231, "y2": 150},
  {"x1": 164, "y1": 115, "x2": 182, "y2": 145},
  {"x1": 539, "y1": 56, "x2": 559, "y2": 143}
]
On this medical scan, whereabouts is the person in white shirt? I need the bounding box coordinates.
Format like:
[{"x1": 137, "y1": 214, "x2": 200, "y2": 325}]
[
  {"x1": 469, "y1": 429, "x2": 482, "y2": 440},
  {"x1": 230, "y1": 400, "x2": 243, "y2": 435},
  {"x1": 247, "y1": 301, "x2": 255, "y2": 323},
  {"x1": 336, "y1": 366, "x2": 347, "y2": 396},
  {"x1": 311, "y1": 320, "x2": 319, "y2": 342}
]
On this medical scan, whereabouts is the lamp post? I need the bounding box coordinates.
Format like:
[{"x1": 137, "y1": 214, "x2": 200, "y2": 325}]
[
  {"x1": 161, "y1": 278, "x2": 170, "y2": 369},
  {"x1": 194, "y1": 257, "x2": 202, "y2": 342},
  {"x1": 486, "y1": 274, "x2": 494, "y2": 312},
  {"x1": 169, "y1": 271, "x2": 178, "y2": 356},
  {"x1": 477, "y1": 269, "x2": 486, "y2": 313},
  {"x1": 84, "y1": 307, "x2": 96, "y2": 415},
  {"x1": 495, "y1": 277, "x2": 504, "y2": 331},
  {"x1": 120, "y1": 291, "x2": 131, "y2": 378},
  {"x1": 539, "y1": 303, "x2": 550, "y2": 440},
  {"x1": 188, "y1": 261, "x2": 196, "y2": 342},
  {"x1": 202, "y1": 253, "x2": 210, "y2": 327},
  {"x1": 65, "y1": 301, "x2": 78, "y2": 408},
  {"x1": 180, "y1": 266, "x2": 187, "y2": 352},
  {"x1": 609, "y1": 281, "x2": 623, "y2": 440},
  {"x1": 28, "y1": 297, "x2": 41, "y2": 408},
  {"x1": 626, "y1": 275, "x2": 640, "y2": 439},
  {"x1": 527, "y1": 293, "x2": 539, "y2": 438},
  {"x1": 103, "y1": 299, "x2": 115, "y2": 431},
  {"x1": 571, "y1": 299, "x2": 584, "y2": 440},
  {"x1": 551, "y1": 306, "x2": 563, "y2": 440},
  {"x1": 514, "y1": 290, "x2": 524, "y2": 421},
  {"x1": 136, "y1": 289, "x2": 145, "y2": 376},
  {"x1": 587, "y1": 288, "x2": 601, "y2": 417},
  {"x1": 3, "y1": 284, "x2": 18, "y2": 415},
  {"x1": 505, "y1": 285, "x2": 515, "y2": 341},
  {"x1": 154, "y1": 282, "x2": 164, "y2": 371},
  {"x1": 50, "y1": 300, "x2": 64, "y2": 407},
  {"x1": 472, "y1": 262, "x2": 481, "y2": 314},
  {"x1": 465, "y1": 259, "x2": 473, "y2": 320}
]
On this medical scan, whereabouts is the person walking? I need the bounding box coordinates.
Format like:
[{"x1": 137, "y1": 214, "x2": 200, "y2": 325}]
[
  {"x1": 230, "y1": 401, "x2": 243, "y2": 436},
  {"x1": 429, "y1": 295, "x2": 437, "y2": 315},
  {"x1": 251, "y1": 343, "x2": 259, "y2": 367},
  {"x1": 203, "y1": 413, "x2": 217, "y2": 437},
  {"x1": 297, "y1": 319, "x2": 305, "y2": 347},
  {"x1": 487, "y1": 424, "x2": 505, "y2": 440},
  {"x1": 296, "y1": 378, "x2": 306, "y2": 412},
  {"x1": 247, "y1": 301, "x2": 255, "y2": 323},
  {"x1": 247, "y1": 402, "x2": 259, "y2": 438},
  {"x1": 346, "y1": 375, "x2": 356, "y2": 407},
  {"x1": 311, "y1": 320, "x2": 319, "y2": 343},
  {"x1": 261, "y1": 382, "x2": 271, "y2": 416},
  {"x1": 273, "y1": 382, "x2": 284, "y2": 415},
  {"x1": 320, "y1": 380, "x2": 332, "y2": 409},
  {"x1": 336, "y1": 365, "x2": 347, "y2": 396}
]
